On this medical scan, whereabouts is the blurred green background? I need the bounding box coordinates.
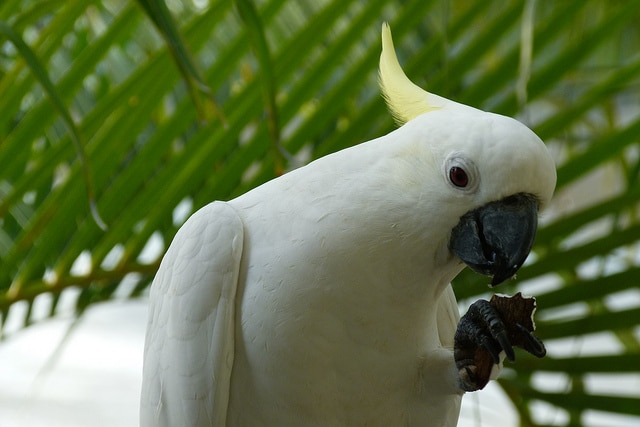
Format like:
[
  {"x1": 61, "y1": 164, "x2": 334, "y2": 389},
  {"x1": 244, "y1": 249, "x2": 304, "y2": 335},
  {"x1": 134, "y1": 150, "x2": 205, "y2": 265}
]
[{"x1": 1, "y1": 0, "x2": 639, "y2": 425}]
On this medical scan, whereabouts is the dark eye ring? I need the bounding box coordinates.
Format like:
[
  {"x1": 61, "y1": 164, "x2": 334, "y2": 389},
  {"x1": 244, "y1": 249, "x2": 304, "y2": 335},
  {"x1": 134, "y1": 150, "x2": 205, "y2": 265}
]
[{"x1": 449, "y1": 166, "x2": 469, "y2": 188}]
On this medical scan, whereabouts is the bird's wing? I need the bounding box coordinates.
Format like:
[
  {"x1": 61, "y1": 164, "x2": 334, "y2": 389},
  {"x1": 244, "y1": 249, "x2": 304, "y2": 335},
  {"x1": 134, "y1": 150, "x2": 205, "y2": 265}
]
[{"x1": 140, "y1": 201, "x2": 244, "y2": 427}]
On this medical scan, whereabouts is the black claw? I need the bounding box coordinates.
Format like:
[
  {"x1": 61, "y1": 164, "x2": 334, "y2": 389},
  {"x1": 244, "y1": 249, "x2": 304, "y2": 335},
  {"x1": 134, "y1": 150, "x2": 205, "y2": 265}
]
[
  {"x1": 470, "y1": 299, "x2": 515, "y2": 361},
  {"x1": 517, "y1": 323, "x2": 546, "y2": 358},
  {"x1": 454, "y1": 294, "x2": 547, "y2": 392},
  {"x1": 454, "y1": 299, "x2": 516, "y2": 372},
  {"x1": 454, "y1": 299, "x2": 515, "y2": 392},
  {"x1": 495, "y1": 330, "x2": 515, "y2": 362},
  {"x1": 479, "y1": 334, "x2": 504, "y2": 364}
]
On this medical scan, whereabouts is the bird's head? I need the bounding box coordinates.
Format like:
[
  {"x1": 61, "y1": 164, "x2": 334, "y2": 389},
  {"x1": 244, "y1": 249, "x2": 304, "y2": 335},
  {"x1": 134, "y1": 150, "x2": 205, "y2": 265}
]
[{"x1": 379, "y1": 23, "x2": 556, "y2": 286}]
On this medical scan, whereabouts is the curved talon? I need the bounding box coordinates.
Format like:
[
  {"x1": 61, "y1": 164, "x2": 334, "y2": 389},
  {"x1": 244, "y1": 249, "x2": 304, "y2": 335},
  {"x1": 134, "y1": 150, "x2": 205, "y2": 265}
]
[
  {"x1": 494, "y1": 329, "x2": 515, "y2": 362},
  {"x1": 517, "y1": 323, "x2": 546, "y2": 357},
  {"x1": 480, "y1": 334, "x2": 504, "y2": 365},
  {"x1": 472, "y1": 300, "x2": 515, "y2": 361},
  {"x1": 459, "y1": 366, "x2": 481, "y2": 392}
]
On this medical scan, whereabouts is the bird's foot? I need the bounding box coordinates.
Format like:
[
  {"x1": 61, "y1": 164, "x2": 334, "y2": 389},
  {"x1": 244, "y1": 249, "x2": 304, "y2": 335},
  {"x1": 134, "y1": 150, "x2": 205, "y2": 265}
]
[{"x1": 454, "y1": 293, "x2": 545, "y2": 392}]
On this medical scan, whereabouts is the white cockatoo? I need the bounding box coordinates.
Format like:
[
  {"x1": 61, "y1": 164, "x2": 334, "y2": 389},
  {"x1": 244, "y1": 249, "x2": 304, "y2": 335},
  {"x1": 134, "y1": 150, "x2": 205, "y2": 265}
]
[{"x1": 141, "y1": 23, "x2": 556, "y2": 427}]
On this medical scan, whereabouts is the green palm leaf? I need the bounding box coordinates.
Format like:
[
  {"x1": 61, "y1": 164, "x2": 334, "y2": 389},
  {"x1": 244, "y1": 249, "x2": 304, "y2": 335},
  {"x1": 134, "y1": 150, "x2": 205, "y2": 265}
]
[{"x1": 1, "y1": 1, "x2": 639, "y2": 425}]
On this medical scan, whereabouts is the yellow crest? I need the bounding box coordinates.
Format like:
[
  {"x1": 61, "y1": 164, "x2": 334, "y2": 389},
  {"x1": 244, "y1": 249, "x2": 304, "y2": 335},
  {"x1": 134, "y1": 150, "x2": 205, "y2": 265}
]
[{"x1": 379, "y1": 23, "x2": 474, "y2": 125}]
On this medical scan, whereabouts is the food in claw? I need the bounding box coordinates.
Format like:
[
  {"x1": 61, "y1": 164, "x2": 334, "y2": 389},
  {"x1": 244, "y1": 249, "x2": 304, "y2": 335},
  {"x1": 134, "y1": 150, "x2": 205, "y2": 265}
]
[{"x1": 454, "y1": 292, "x2": 546, "y2": 391}]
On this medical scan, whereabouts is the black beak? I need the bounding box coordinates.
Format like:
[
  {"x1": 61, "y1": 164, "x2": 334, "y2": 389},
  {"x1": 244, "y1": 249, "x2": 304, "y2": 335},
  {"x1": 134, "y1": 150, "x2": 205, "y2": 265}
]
[{"x1": 449, "y1": 193, "x2": 539, "y2": 286}]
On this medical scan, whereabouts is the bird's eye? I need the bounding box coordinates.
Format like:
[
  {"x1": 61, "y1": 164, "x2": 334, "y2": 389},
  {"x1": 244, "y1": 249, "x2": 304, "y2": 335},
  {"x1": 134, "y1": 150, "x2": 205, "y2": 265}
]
[
  {"x1": 449, "y1": 166, "x2": 469, "y2": 188},
  {"x1": 444, "y1": 154, "x2": 478, "y2": 192}
]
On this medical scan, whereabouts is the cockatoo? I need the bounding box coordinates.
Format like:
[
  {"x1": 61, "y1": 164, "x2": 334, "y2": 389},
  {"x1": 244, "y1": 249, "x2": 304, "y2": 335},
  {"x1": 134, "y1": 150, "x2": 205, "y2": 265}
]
[{"x1": 141, "y1": 23, "x2": 556, "y2": 427}]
